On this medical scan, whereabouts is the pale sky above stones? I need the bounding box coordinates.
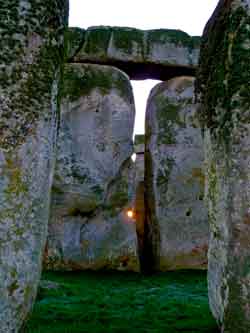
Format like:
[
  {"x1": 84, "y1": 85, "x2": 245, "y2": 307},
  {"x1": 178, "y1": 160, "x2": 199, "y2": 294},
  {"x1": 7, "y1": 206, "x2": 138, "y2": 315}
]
[{"x1": 69, "y1": 0, "x2": 219, "y2": 134}]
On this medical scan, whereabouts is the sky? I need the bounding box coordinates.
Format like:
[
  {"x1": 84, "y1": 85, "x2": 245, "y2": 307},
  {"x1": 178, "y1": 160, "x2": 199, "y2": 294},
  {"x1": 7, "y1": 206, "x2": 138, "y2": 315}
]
[{"x1": 69, "y1": 0, "x2": 219, "y2": 134}]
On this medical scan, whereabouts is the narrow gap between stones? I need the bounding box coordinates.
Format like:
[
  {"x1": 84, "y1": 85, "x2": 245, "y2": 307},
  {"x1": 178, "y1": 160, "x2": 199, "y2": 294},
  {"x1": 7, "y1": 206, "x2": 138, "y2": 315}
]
[{"x1": 131, "y1": 79, "x2": 161, "y2": 273}]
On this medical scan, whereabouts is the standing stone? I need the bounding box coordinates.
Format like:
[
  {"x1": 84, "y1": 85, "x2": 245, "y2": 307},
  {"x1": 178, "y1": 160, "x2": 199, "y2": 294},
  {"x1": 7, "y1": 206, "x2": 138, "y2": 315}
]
[
  {"x1": 44, "y1": 64, "x2": 139, "y2": 272},
  {"x1": 145, "y1": 76, "x2": 208, "y2": 272},
  {"x1": 0, "y1": 1, "x2": 68, "y2": 332},
  {"x1": 196, "y1": 1, "x2": 250, "y2": 330}
]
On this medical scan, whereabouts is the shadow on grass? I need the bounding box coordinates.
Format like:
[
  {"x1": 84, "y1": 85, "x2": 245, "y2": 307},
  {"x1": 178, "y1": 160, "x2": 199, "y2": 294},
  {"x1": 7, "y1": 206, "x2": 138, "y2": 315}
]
[{"x1": 24, "y1": 270, "x2": 219, "y2": 333}]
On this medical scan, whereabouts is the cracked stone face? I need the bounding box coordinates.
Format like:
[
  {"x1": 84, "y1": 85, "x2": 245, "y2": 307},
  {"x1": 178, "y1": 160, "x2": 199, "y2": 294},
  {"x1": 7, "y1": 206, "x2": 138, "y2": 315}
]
[
  {"x1": 0, "y1": 1, "x2": 68, "y2": 332},
  {"x1": 145, "y1": 76, "x2": 208, "y2": 272},
  {"x1": 44, "y1": 64, "x2": 139, "y2": 272},
  {"x1": 196, "y1": 0, "x2": 250, "y2": 331}
]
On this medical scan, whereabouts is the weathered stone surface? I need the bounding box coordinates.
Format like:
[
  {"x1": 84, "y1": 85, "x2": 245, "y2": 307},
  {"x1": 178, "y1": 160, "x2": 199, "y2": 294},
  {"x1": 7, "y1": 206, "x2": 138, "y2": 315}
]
[
  {"x1": 0, "y1": 1, "x2": 68, "y2": 332},
  {"x1": 44, "y1": 63, "x2": 139, "y2": 272},
  {"x1": 145, "y1": 77, "x2": 208, "y2": 272},
  {"x1": 68, "y1": 26, "x2": 200, "y2": 80},
  {"x1": 196, "y1": 0, "x2": 250, "y2": 330}
]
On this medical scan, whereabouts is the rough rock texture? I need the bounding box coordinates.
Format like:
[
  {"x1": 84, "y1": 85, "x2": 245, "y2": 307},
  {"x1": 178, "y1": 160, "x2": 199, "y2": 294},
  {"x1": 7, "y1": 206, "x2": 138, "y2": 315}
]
[
  {"x1": 68, "y1": 26, "x2": 200, "y2": 80},
  {"x1": 196, "y1": 0, "x2": 250, "y2": 330},
  {"x1": 44, "y1": 64, "x2": 139, "y2": 272},
  {"x1": 0, "y1": 1, "x2": 68, "y2": 332},
  {"x1": 145, "y1": 77, "x2": 208, "y2": 272}
]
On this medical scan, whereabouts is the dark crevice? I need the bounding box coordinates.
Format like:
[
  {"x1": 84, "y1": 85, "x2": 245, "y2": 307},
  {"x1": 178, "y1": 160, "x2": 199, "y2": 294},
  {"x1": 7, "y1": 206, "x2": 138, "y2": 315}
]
[
  {"x1": 69, "y1": 59, "x2": 196, "y2": 81},
  {"x1": 142, "y1": 150, "x2": 161, "y2": 274},
  {"x1": 134, "y1": 181, "x2": 145, "y2": 272},
  {"x1": 68, "y1": 208, "x2": 95, "y2": 218}
]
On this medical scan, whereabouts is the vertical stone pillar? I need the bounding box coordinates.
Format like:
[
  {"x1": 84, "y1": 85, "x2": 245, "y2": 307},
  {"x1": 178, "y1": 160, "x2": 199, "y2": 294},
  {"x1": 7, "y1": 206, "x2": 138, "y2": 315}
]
[
  {"x1": 0, "y1": 1, "x2": 68, "y2": 331},
  {"x1": 196, "y1": 0, "x2": 250, "y2": 331},
  {"x1": 44, "y1": 64, "x2": 139, "y2": 272},
  {"x1": 145, "y1": 77, "x2": 208, "y2": 272}
]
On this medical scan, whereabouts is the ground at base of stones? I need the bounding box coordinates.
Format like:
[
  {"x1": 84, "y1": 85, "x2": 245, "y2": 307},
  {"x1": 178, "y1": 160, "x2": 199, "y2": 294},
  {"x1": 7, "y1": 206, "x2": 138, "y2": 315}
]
[{"x1": 25, "y1": 270, "x2": 218, "y2": 333}]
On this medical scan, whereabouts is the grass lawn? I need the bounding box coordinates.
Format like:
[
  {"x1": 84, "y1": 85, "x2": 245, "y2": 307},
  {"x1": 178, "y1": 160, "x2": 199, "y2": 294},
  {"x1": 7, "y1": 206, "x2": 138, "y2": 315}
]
[{"x1": 25, "y1": 270, "x2": 219, "y2": 333}]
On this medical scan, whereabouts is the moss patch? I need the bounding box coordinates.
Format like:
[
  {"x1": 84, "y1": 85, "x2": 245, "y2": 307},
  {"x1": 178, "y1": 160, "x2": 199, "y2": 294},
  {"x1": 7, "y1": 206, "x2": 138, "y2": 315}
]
[
  {"x1": 104, "y1": 177, "x2": 129, "y2": 218},
  {"x1": 108, "y1": 190, "x2": 129, "y2": 209},
  {"x1": 66, "y1": 27, "x2": 86, "y2": 60},
  {"x1": 134, "y1": 135, "x2": 145, "y2": 146},
  {"x1": 4, "y1": 158, "x2": 28, "y2": 198},
  {"x1": 63, "y1": 64, "x2": 133, "y2": 104},
  {"x1": 0, "y1": 1, "x2": 68, "y2": 150},
  {"x1": 155, "y1": 95, "x2": 183, "y2": 145},
  {"x1": 146, "y1": 29, "x2": 201, "y2": 50},
  {"x1": 84, "y1": 27, "x2": 111, "y2": 55},
  {"x1": 67, "y1": 197, "x2": 98, "y2": 217},
  {"x1": 63, "y1": 64, "x2": 112, "y2": 100},
  {"x1": 196, "y1": 4, "x2": 250, "y2": 147},
  {"x1": 156, "y1": 157, "x2": 174, "y2": 188},
  {"x1": 112, "y1": 27, "x2": 145, "y2": 54},
  {"x1": 72, "y1": 26, "x2": 200, "y2": 61}
]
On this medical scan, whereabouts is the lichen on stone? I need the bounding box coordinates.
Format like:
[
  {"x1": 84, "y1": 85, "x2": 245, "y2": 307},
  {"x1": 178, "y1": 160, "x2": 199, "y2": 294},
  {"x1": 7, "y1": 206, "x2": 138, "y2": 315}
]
[
  {"x1": 84, "y1": 26, "x2": 112, "y2": 56},
  {"x1": 196, "y1": 1, "x2": 250, "y2": 147},
  {"x1": 0, "y1": 0, "x2": 69, "y2": 331},
  {"x1": 112, "y1": 27, "x2": 145, "y2": 54},
  {"x1": 63, "y1": 63, "x2": 134, "y2": 104},
  {"x1": 146, "y1": 29, "x2": 201, "y2": 49},
  {"x1": 134, "y1": 134, "x2": 145, "y2": 146},
  {"x1": 66, "y1": 27, "x2": 86, "y2": 60},
  {"x1": 145, "y1": 77, "x2": 208, "y2": 272},
  {"x1": 196, "y1": 1, "x2": 250, "y2": 330},
  {"x1": 68, "y1": 25, "x2": 200, "y2": 77}
]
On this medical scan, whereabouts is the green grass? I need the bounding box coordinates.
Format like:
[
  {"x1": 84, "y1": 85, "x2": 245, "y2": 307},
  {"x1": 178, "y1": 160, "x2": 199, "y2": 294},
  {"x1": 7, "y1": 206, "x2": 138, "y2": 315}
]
[{"x1": 25, "y1": 270, "x2": 218, "y2": 333}]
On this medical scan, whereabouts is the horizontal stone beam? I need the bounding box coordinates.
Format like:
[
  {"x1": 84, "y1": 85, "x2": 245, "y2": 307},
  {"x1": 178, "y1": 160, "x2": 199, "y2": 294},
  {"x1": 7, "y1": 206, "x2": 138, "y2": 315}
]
[{"x1": 68, "y1": 26, "x2": 201, "y2": 81}]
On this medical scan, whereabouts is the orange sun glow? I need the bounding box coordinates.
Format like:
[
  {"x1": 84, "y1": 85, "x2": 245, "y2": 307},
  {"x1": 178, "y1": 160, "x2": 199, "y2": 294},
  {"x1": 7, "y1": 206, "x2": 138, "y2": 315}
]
[{"x1": 127, "y1": 210, "x2": 134, "y2": 219}]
